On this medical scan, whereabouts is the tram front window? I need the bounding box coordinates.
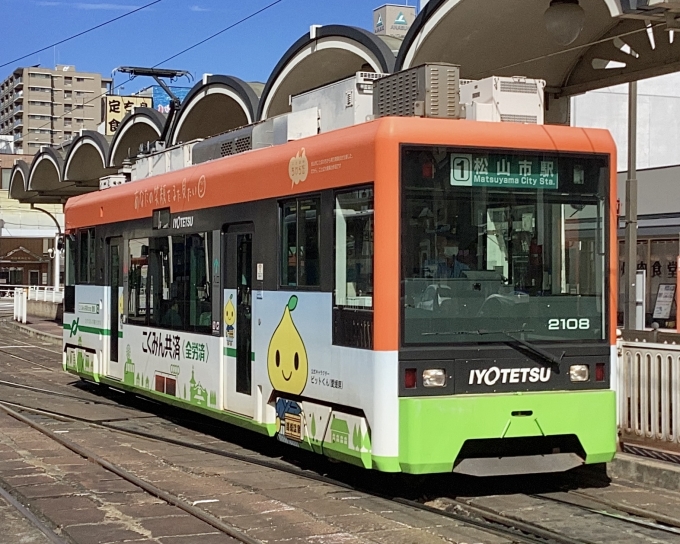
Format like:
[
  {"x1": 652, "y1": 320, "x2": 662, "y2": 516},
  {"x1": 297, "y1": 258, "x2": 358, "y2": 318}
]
[{"x1": 401, "y1": 147, "x2": 609, "y2": 344}]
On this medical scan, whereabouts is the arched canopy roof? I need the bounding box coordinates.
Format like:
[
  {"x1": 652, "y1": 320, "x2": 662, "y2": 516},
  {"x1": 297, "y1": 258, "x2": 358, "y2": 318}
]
[
  {"x1": 108, "y1": 107, "x2": 166, "y2": 167},
  {"x1": 63, "y1": 130, "x2": 115, "y2": 187},
  {"x1": 8, "y1": 161, "x2": 45, "y2": 203},
  {"x1": 27, "y1": 146, "x2": 81, "y2": 199},
  {"x1": 169, "y1": 75, "x2": 260, "y2": 145},
  {"x1": 397, "y1": 0, "x2": 680, "y2": 97},
  {"x1": 258, "y1": 25, "x2": 396, "y2": 120}
]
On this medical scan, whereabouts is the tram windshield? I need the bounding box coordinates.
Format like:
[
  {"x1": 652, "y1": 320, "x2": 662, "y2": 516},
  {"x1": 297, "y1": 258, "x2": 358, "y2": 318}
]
[{"x1": 401, "y1": 147, "x2": 609, "y2": 344}]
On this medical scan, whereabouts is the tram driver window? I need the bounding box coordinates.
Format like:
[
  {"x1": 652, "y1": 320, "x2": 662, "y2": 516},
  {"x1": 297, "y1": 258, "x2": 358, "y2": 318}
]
[{"x1": 280, "y1": 197, "x2": 320, "y2": 288}]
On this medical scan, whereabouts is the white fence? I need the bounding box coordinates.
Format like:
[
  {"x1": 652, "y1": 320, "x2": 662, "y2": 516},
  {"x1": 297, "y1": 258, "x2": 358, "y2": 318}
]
[
  {"x1": 12, "y1": 285, "x2": 64, "y2": 323},
  {"x1": 618, "y1": 331, "x2": 680, "y2": 448}
]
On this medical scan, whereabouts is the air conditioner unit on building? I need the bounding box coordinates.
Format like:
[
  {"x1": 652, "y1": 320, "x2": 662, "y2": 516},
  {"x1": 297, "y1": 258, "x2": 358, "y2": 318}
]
[{"x1": 460, "y1": 76, "x2": 545, "y2": 124}]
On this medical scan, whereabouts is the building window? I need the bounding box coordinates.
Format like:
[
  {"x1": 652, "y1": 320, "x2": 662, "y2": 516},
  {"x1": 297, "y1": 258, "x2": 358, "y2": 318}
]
[
  {"x1": 64, "y1": 91, "x2": 72, "y2": 98},
  {"x1": 64, "y1": 117, "x2": 72, "y2": 126},
  {"x1": 10, "y1": 268, "x2": 24, "y2": 285},
  {"x1": 1, "y1": 168, "x2": 10, "y2": 190},
  {"x1": 280, "y1": 197, "x2": 320, "y2": 287}
]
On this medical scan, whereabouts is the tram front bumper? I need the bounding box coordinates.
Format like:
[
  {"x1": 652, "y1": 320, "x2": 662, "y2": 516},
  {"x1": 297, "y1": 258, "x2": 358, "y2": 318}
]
[{"x1": 397, "y1": 389, "x2": 616, "y2": 475}]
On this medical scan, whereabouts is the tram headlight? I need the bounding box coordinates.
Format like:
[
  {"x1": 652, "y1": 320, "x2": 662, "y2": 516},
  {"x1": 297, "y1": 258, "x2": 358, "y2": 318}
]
[
  {"x1": 569, "y1": 364, "x2": 589, "y2": 382},
  {"x1": 423, "y1": 369, "x2": 446, "y2": 387}
]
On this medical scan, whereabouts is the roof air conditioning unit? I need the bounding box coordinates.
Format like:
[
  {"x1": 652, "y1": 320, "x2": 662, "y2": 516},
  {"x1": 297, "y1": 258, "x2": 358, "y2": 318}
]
[
  {"x1": 460, "y1": 76, "x2": 545, "y2": 124},
  {"x1": 373, "y1": 63, "x2": 462, "y2": 119}
]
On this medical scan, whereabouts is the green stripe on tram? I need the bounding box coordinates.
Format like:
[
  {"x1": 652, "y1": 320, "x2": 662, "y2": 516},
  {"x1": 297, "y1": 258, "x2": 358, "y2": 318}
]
[
  {"x1": 223, "y1": 347, "x2": 255, "y2": 361},
  {"x1": 63, "y1": 322, "x2": 119, "y2": 337}
]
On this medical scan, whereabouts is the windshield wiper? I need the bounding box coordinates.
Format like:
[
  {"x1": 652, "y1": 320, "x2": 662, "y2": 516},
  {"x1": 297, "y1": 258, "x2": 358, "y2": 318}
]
[
  {"x1": 423, "y1": 328, "x2": 563, "y2": 372},
  {"x1": 496, "y1": 330, "x2": 563, "y2": 373}
]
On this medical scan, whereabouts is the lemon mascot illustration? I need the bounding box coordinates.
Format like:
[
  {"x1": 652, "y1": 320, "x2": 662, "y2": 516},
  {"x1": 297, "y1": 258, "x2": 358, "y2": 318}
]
[
  {"x1": 267, "y1": 295, "x2": 308, "y2": 442},
  {"x1": 224, "y1": 294, "x2": 236, "y2": 346},
  {"x1": 118, "y1": 293, "x2": 124, "y2": 327}
]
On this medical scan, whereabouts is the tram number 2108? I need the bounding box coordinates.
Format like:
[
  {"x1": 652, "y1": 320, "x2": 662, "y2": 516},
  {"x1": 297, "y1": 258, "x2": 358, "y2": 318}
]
[{"x1": 547, "y1": 318, "x2": 590, "y2": 331}]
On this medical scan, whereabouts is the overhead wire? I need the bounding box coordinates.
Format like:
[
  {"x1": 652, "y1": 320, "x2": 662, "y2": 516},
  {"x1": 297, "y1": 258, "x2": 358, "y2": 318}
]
[
  {"x1": 34, "y1": 7, "x2": 652, "y2": 137},
  {"x1": 0, "y1": 0, "x2": 162, "y2": 70},
  {"x1": 29, "y1": 0, "x2": 285, "y2": 136}
]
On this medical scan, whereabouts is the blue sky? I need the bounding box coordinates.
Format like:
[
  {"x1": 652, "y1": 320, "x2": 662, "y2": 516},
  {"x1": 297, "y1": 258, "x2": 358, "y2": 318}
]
[{"x1": 0, "y1": 0, "x2": 417, "y2": 92}]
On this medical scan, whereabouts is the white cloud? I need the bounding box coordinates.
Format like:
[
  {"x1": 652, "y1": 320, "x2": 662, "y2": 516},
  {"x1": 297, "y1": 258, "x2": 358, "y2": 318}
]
[
  {"x1": 189, "y1": 5, "x2": 209, "y2": 11},
  {"x1": 37, "y1": 1, "x2": 63, "y2": 5},
  {"x1": 74, "y1": 3, "x2": 141, "y2": 9}
]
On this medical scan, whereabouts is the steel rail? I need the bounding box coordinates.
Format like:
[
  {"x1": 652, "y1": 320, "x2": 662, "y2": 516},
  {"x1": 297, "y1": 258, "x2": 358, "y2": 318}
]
[
  {"x1": 530, "y1": 492, "x2": 680, "y2": 535},
  {"x1": 428, "y1": 497, "x2": 595, "y2": 544},
  {"x1": 0, "y1": 379, "x2": 141, "y2": 409},
  {"x1": 0, "y1": 483, "x2": 68, "y2": 544},
  {"x1": 0, "y1": 403, "x2": 262, "y2": 544},
  {"x1": 0, "y1": 399, "x2": 588, "y2": 544}
]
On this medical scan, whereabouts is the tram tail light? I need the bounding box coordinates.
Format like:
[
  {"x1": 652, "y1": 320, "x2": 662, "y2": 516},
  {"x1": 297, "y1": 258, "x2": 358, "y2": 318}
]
[
  {"x1": 405, "y1": 368, "x2": 417, "y2": 389},
  {"x1": 569, "y1": 364, "x2": 589, "y2": 382},
  {"x1": 595, "y1": 363, "x2": 606, "y2": 382},
  {"x1": 423, "y1": 369, "x2": 446, "y2": 387}
]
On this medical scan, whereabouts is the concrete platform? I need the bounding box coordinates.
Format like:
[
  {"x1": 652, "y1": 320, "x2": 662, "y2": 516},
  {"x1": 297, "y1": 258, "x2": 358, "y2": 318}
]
[
  {"x1": 609, "y1": 452, "x2": 680, "y2": 492},
  {"x1": 3, "y1": 317, "x2": 62, "y2": 345}
]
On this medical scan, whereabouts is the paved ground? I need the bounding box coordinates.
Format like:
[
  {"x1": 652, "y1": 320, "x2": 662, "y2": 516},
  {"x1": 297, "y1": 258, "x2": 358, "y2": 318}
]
[
  {"x1": 0, "y1": 322, "x2": 511, "y2": 544},
  {"x1": 4, "y1": 318, "x2": 680, "y2": 543},
  {"x1": 0, "y1": 492, "x2": 53, "y2": 544}
]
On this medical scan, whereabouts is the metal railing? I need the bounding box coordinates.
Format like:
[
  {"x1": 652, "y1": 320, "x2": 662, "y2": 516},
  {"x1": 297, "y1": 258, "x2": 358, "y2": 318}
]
[
  {"x1": 11, "y1": 285, "x2": 64, "y2": 323},
  {"x1": 618, "y1": 330, "x2": 680, "y2": 448}
]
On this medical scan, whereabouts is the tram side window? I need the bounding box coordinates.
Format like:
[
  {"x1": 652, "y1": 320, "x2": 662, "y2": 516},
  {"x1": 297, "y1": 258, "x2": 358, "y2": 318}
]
[
  {"x1": 280, "y1": 197, "x2": 320, "y2": 287},
  {"x1": 142, "y1": 233, "x2": 212, "y2": 334},
  {"x1": 78, "y1": 228, "x2": 96, "y2": 284},
  {"x1": 65, "y1": 235, "x2": 76, "y2": 287},
  {"x1": 128, "y1": 238, "x2": 149, "y2": 326},
  {"x1": 334, "y1": 188, "x2": 374, "y2": 308}
]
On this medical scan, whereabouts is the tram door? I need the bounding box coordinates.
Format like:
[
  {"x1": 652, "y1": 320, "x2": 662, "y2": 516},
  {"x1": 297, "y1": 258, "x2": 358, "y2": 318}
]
[
  {"x1": 106, "y1": 237, "x2": 124, "y2": 380},
  {"x1": 222, "y1": 224, "x2": 254, "y2": 417}
]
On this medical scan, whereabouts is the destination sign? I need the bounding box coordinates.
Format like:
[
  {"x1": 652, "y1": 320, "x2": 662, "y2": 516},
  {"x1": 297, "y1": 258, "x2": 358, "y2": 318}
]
[{"x1": 450, "y1": 153, "x2": 558, "y2": 190}]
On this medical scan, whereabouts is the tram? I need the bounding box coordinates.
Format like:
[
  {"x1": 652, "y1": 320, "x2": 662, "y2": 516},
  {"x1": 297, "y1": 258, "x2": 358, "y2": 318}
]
[{"x1": 62, "y1": 99, "x2": 617, "y2": 475}]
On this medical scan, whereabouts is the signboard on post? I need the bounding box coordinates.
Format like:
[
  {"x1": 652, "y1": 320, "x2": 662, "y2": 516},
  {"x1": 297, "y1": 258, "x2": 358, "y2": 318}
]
[
  {"x1": 652, "y1": 283, "x2": 676, "y2": 320},
  {"x1": 104, "y1": 95, "x2": 153, "y2": 135}
]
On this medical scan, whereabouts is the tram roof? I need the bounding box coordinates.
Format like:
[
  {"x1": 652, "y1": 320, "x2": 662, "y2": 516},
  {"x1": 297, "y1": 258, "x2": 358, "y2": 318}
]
[{"x1": 64, "y1": 117, "x2": 615, "y2": 230}]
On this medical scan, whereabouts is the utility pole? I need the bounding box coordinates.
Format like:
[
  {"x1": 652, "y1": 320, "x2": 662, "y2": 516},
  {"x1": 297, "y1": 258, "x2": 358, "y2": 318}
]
[{"x1": 624, "y1": 81, "x2": 638, "y2": 330}]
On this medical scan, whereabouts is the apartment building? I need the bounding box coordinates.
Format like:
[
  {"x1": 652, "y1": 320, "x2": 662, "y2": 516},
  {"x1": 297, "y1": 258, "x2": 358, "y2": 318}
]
[{"x1": 0, "y1": 65, "x2": 111, "y2": 155}]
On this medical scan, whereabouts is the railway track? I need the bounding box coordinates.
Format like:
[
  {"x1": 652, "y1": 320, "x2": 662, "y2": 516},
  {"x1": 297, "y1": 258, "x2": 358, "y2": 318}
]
[
  {"x1": 0, "y1": 402, "x2": 259, "y2": 544},
  {"x1": 0, "y1": 329, "x2": 677, "y2": 544},
  {"x1": 3, "y1": 388, "x2": 680, "y2": 544},
  {"x1": 0, "y1": 481, "x2": 68, "y2": 544},
  {"x1": 0, "y1": 388, "x2": 584, "y2": 544}
]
